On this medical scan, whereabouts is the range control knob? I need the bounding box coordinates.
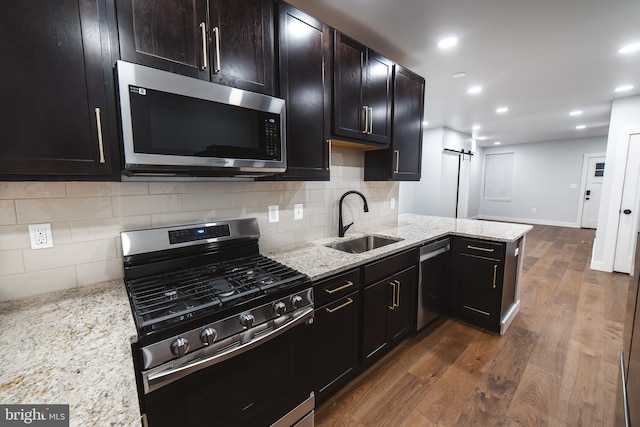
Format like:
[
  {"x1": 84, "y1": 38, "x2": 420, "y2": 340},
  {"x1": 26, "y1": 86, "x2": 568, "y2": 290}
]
[
  {"x1": 273, "y1": 301, "x2": 286, "y2": 316},
  {"x1": 200, "y1": 327, "x2": 218, "y2": 346},
  {"x1": 290, "y1": 295, "x2": 304, "y2": 309},
  {"x1": 239, "y1": 313, "x2": 255, "y2": 329},
  {"x1": 170, "y1": 337, "x2": 189, "y2": 357}
]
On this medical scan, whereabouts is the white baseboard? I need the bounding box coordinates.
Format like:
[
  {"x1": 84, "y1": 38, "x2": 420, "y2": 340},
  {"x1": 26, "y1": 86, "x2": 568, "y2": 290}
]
[
  {"x1": 477, "y1": 215, "x2": 579, "y2": 228},
  {"x1": 589, "y1": 259, "x2": 612, "y2": 272}
]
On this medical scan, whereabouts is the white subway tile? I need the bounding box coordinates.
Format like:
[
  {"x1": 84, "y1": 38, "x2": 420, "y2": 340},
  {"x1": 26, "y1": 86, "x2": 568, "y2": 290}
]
[
  {"x1": 182, "y1": 192, "x2": 235, "y2": 211},
  {"x1": 71, "y1": 216, "x2": 151, "y2": 242},
  {"x1": 259, "y1": 231, "x2": 295, "y2": 251},
  {"x1": 294, "y1": 226, "x2": 325, "y2": 243},
  {"x1": 235, "y1": 191, "x2": 278, "y2": 208},
  {"x1": 76, "y1": 259, "x2": 124, "y2": 286},
  {"x1": 151, "y1": 211, "x2": 213, "y2": 228},
  {"x1": 256, "y1": 182, "x2": 298, "y2": 192},
  {"x1": 0, "y1": 225, "x2": 29, "y2": 250},
  {"x1": 0, "y1": 182, "x2": 66, "y2": 199},
  {"x1": 66, "y1": 182, "x2": 149, "y2": 197},
  {"x1": 23, "y1": 239, "x2": 117, "y2": 272},
  {"x1": 51, "y1": 221, "x2": 73, "y2": 245},
  {"x1": 112, "y1": 194, "x2": 182, "y2": 217},
  {"x1": 0, "y1": 200, "x2": 16, "y2": 225},
  {"x1": 0, "y1": 250, "x2": 25, "y2": 276},
  {"x1": 0, "y1": 267, "x2": 77, "y2": 301},
  {"x1": 16, "y1": 197, "x2": 113, "y2": 223}
]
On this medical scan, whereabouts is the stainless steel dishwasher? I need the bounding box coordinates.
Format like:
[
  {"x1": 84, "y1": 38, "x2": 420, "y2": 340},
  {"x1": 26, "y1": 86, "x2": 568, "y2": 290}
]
[{"x1": 417, "y1": 237, "x2": 451, "y2": 330}]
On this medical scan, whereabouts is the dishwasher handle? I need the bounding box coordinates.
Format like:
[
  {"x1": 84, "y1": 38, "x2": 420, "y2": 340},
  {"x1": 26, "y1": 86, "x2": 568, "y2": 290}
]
[{"x1": 420, "y1": 238, "x2": 450, "y2": 262}]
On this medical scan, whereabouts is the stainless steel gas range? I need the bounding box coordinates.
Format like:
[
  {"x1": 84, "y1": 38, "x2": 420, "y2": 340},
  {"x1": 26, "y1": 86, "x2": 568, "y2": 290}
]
[{"x1": 121, "y1": 218, "x2": 314, "y2": 427}]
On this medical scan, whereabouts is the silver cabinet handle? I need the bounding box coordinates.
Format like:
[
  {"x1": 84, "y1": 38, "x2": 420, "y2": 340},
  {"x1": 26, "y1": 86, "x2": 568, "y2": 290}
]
[
  {"x1": 94, "y1": 108, "x2": 105, "y2": 164},
  {"x1": 394, "y1": 150, "x2": 400, "y2": 173},
  {"x1": 394, "y1": 280, "x2": 400, "y2": 308},
  {"x1": 199, "y1": 22, "x2": 208, "y2": 70},
  {"x1": 388, "y1": 281, "x2": 396, "y2": 310},
  {"x1": 325, "y1": 298, "x2": 353, "y2": 314},
  {"x1": 492, "y1": 265, "x2": 497, "y2": 288},
  {"x1": 467, "y1": 245, "x2": 495, "y2": 253},
  {"x1": 326, "y1": 139, "x2": 331, "y2": 171},
  {"x1": 368, "y1": 107, "x2": 373, "y2": 134},
  {"x1": 362, "y1": 106, "x2": 369, "y2": 133},
  {"x1": 212, "y1": 26, "x2": 221, "y2": 73},
  {"x1": 324, "y1": 280, "x2": 353, "y2": 294}
]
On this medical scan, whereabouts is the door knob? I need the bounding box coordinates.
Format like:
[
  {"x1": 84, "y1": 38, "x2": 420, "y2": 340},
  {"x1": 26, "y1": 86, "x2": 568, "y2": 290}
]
[{"x1": 623, "y1": 209, "x2": 632, "y2": 215}]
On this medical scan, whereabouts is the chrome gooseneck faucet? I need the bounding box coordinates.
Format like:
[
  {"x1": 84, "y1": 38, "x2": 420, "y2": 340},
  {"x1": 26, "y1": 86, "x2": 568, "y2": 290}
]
[{"x1": 338, "y1": 190, "x2": 369, "y2": 237}]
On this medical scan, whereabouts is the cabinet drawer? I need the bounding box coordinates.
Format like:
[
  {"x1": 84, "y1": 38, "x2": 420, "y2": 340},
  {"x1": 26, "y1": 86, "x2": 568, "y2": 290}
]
[
  {"x1": 314, "y1": 269, "x2": 360, "y2": 307},
  {"x1": 456, "y1": 238, "x2": 504, "y2": 260},
  {"x1": 363, "y1": 248, "x2": 418, "y2": 285}
]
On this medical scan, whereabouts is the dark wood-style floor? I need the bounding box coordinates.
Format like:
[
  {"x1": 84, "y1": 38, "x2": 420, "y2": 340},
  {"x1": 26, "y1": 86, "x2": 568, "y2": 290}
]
[{"x1": 315, "y1": 225, "x2": 629, "y2": 426}]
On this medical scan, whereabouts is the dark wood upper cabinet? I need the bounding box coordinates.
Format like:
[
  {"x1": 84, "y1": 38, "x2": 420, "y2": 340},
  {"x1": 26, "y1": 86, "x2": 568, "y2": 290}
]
[
  {"x1": 364, "y1": 64, "x2": 425, "y2": 181},
  {"x1": 209, "y1": 0, "x2": 274, "y2": 94},
  {"x1": 0, "y1": 0, "x2": 118, "y2": 180},
  {"x1": 333, "y1": 31, "x2": 392, "y2": 147},
  {"x1": 117, "y1": 0, "x2": 275, "y2": 94},
  {"x1": 270, "y1": 2, "x2": 331, "y2": 181}
]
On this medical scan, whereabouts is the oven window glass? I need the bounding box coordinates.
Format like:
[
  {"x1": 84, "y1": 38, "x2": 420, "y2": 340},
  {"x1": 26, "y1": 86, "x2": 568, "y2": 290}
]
[
  {"x1": 142, "y1": 320, "x2": 312, "y2": 427},
  {"x1": 128, "y1": 86, "x2": 281, "y2": 161}
]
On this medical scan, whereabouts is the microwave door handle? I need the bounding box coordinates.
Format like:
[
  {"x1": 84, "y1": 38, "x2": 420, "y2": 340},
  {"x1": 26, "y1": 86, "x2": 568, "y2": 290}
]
[{"x1": 199, "y1": 22, "x2": 207, "y2": 71}]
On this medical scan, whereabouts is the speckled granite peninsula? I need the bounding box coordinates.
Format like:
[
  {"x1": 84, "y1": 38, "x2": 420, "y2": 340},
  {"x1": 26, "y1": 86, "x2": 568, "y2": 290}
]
[
  {"x1": 264, "y1": 214, "x2": 532, "y2": 281},
  {"x1": 0, "y1": 280, "x2": 141, "y2": 426}
]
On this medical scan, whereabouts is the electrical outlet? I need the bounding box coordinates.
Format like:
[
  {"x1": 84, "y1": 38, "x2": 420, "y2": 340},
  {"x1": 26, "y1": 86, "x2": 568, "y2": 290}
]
[
  {"x1": 268, "y1": 205, "x2": 279, "y2": 223},
  {"x1": 294, "y1": 203, "x2": 303, "y2": 220},
  {"x1": 29, "y1": 223, "x2": 53, "y2": 249},
  {"x1": 390, "y1": 198, "x2": 396, "y2": 210}
]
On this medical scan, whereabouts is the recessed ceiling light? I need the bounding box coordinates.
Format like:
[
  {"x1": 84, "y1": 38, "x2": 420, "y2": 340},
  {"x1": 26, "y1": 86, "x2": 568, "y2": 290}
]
[
  {"x1": 615, "y1": 84, "x2": 635, "y2": 92},
  {"x1": 496, "y1": 107, "x2": 509, "y2": 114},
  {"x1": 452, "y1": 72, "x2": 467, "y2": 79},
  {"x1": 619, "y1": 42, "x2": 640, "y2": 54},
  {"x1": 437, "y1": 36, "x2": 458, "y2": 49},
  {"x1": 476, "y1": 136, "x2": 487, "y2": 140},
  {"x1": 467, "y1": 86, "x2": 483, "y2": 95},
  {"x1": 422, "y1": 121, "x2": 429, "y2": 126},
  {"x1": 576, "y1": 125, "x2": 586, "y2": 130},
  {"x1": 472, "y1": 125, "x2": 481, "y2": 130},
  {"x1": 494, "y1": 142, "x2": 501, "y2": 145},
  {"x1": 569, "y1": 110, "x2": 583, "y2": 116}
]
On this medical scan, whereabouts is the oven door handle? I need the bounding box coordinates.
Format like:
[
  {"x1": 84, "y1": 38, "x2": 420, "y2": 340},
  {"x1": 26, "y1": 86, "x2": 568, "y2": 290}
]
[{"x1": 143, "y1": 307, "x2": 314, "y2": 394}]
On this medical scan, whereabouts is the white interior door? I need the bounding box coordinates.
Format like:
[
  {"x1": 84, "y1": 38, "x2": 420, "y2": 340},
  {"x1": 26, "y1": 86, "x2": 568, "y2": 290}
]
[
  {"x1": 613, "y1": 133, "x2": 640, "y2": 273},
  {"x1": 580, "y1": 156, "x2": 606, "y2": 228}
]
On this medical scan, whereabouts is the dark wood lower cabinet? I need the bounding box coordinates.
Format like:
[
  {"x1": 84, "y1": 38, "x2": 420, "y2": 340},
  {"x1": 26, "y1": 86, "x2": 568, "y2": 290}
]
[
  {"x1": 312, "y1": 269, "x2": 360, "y2": 405},
  {"x1": 362, "y1": 265, "x2": 417, "y2": 367}
]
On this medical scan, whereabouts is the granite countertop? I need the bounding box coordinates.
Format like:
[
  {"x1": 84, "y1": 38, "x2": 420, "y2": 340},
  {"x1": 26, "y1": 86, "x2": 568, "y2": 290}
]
[
  {"x1": 265, "y1": 214, "x2": 532, "y2": 281},
  {"x1": 0, "y1": 280, "x2": 141, "y2": 427}
]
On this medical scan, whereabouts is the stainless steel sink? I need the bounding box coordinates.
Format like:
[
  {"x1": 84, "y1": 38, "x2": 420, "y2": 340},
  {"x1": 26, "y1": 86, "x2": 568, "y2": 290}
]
[{"x1": 325, "y1": 235, "x2": 403, "y2": 254}]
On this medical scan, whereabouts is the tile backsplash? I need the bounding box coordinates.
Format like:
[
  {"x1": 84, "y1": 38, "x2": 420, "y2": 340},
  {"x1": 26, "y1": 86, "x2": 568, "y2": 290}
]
[{"x1": 0, "y1": 147, "x2": 398, "y2": 301}]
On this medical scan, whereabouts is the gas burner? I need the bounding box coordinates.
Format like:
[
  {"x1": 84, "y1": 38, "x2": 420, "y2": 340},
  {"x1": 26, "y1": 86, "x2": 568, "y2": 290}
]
[
  {"x1": 260, "y1": 276, "x2": 279, "y2": 286},
  {"x1": 163, "y1": 287, "x2": 179, "y2": 300},
  {"x1": 208, "y1": 278, "x2": 236, "y2": 298},
  {"x1": 164, "y1": 300, "x2": 197, "y2": 321}
]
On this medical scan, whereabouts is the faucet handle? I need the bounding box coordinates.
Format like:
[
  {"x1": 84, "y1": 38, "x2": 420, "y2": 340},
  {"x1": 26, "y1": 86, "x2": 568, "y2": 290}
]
[{"x1": 342, "y1": 222, "x2": 354, "y2": 235}]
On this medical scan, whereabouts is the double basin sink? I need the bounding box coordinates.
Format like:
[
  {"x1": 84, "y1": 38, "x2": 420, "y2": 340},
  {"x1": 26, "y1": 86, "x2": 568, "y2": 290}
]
[{"x1": 325, "y1": 234, "x2": 403, "y2": 254}]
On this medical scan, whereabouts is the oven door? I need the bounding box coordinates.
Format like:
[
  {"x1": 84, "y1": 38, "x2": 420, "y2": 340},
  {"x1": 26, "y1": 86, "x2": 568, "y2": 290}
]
[{"x1": 141, "y1": 314, "x2": 314, "y2": 427}]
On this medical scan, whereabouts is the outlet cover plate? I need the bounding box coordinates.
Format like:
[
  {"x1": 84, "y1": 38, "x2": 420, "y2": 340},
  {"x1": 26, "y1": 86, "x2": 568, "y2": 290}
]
[
  {"x1": 29, "y1": 223, "x2": 53, "y2": 249},
  {"x1": 268, "y1": 205, "x2": 279, "y2": 223},
  {"x1": 294, "y1": 204, "x2": 303, "y2": 220}
]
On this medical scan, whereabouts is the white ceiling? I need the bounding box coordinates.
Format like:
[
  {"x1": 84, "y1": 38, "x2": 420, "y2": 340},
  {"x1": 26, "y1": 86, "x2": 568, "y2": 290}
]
[{"x1": 287, "y1": 0, "x2": 640, "y2": 146}]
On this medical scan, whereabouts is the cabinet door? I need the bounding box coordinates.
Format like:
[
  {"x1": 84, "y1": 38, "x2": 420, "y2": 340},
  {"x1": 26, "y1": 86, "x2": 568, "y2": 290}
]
[
  {"x1": 451, "y1": 253, "x2": 504, "y2": 331},
  {"x1": 274, "y1": 2, "x2": 330, "y2": 180},
  {"x1": 0, "y1": 0, "x2": 116, "y2": 179},
  {"x1": 209, "y1": 0, "x2": 274, "y2": 94},
  {"x1": 313, "y1": 291, "x2": 360, "y2": 405},
  {"x1": 390, "y1": 266, "x2": 417, "y2": 344},
  {"x1": 391, "y1": 65, "x2": 424, "y2": 180},
  {"x1": 362, "y1": 279, "x2": 392, "y2": 366},
  {"x1": 117, "y1": 0, "x2": 209, "y2": 80},
  {"x1": 365, "y1": 50, "x2": 392, "y2": 145},
  {"x1": 333, "y1": 32, "x2": 367, "y2": 140}
]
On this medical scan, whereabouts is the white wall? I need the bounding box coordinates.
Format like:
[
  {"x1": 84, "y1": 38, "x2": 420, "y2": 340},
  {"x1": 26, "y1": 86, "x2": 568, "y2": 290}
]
[
  {"x1": 0, "y1": 147, "x2": 399, "y2": 301},
  {"x1": 399, "y1": 127, "x2": 476, "y2": 218},
  {"x1": 468, "y1": 145, "x2": 484, "y2": 219},
  {"x1": 591, "y1": 95, "x2": 640, "y2": 272},
  {"x1": 479, "y1": 136, "x2": 607, "y2": 226}
]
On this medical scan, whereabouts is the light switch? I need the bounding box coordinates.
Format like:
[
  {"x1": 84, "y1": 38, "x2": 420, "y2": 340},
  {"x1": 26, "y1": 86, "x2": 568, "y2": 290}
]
[
  {"x1": 268, "y1": 205, "x2": 279, "y2": 223},
  {"x1": 294, "y1": 204, "x2": 303, "y2": 220},
  {"x1": 390, "y1": 198, "x2": 396, "y2": 210}
]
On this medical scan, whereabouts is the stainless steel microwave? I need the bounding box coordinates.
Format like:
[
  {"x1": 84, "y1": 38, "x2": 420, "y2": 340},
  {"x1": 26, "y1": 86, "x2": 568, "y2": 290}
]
[{"x1": 115, "y1": 61, "x2": 286, "y2": 179}]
